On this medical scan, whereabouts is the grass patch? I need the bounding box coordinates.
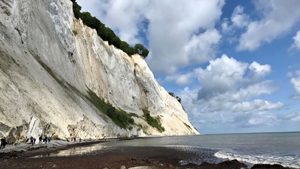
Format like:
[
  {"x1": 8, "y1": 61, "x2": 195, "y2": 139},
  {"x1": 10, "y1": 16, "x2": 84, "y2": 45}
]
[
  {"x1": 86, "y1": 89, "x2": 134, "y2": 129},
  {"x1": 142, "y1": 109, "x2": 165, "y2": 133},
  {"x1": 137, "y1": 124, "x2": 143, "y2": 130}
]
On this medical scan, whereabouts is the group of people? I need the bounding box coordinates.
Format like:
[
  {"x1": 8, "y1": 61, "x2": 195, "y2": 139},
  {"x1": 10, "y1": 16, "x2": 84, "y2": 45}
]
[
  {"x1": 1, "y1": 135, "x2": 53, "y2": 150},
  {"x1": 1, "y1": 135, "x2": 85, "y2": 150},
  {"x1": 25, "y1": 136, "x2": 51, "y2": 146},
  {"x1": 0, "y1": 137, "x2": 7, "y2": 149},
  {"x1": 39, "y1": 135, "x2": 51, "y2": 144}
]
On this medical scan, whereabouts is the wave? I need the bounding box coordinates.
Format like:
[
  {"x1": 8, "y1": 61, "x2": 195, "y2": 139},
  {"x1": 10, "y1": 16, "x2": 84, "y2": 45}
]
[{"x1": 214, "y1": 151, "x2": 300, "y2": 169}]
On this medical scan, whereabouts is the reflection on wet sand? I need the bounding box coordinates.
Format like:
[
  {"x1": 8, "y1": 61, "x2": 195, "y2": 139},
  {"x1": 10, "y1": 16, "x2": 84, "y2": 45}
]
[{"x1": 33, "y1": 144, "x2": 112, "y2": 158}]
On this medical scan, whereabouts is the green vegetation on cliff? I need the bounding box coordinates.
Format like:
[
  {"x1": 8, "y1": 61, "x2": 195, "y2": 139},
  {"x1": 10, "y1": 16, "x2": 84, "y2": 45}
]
[
  {"x1": 142, "y1": 109, "x2": 165, "y2": 133},
  {"x1": 87, "y1": 89, "x2": 134, "y2": 129},
  {"x1": 168, "y1": 92, "x2": 181, "y2": 103},
  {"x1": 71, "y1": 0, "x2": 149, "y2": 58}
]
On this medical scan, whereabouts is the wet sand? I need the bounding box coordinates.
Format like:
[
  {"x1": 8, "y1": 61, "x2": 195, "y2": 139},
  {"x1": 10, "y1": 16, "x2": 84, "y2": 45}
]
[
  {"x1": 0, "y1": 145, "x2": 245, "y2": 169},
  {"x1": 0, "y1": 139, "x2": 292, "y2": 169}
]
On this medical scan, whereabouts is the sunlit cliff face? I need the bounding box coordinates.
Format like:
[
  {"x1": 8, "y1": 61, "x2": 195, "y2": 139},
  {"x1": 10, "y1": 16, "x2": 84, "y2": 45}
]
[{"x1": 0, "y1": 0, "x2": 198, "y2": 143}]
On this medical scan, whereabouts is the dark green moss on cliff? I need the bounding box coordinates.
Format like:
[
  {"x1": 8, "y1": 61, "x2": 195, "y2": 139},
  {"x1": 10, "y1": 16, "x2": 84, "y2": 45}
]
[
  {"x1": 142, "y1": 109, "x2": 165, "y2": 133},
  {"x1": 86, "y1": 89, "x2": 134, "y2": 129}
]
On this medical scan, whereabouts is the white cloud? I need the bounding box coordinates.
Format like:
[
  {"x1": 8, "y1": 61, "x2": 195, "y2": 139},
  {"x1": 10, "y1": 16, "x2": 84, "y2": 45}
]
[
  {"x1": 291, "y1": 95, "x2": 300, "y2": 99},
  {"x1": 237, "y1": 0, "x2": 300, "y2": 51},
  {"x1": 247, "y1": 111, "x2": 278, "y2": 126},
  {"x1": 231, "y1": 6, "x2": 249, "y2": 28},
  {"x1": 249, "y1": 61, "x2": 271, "y2": 77},
  {"x1": 221, "y1": 18, "x2": 230, "y2": 32},
  {"x1": 231, "y1": 81, "x2": 276, "y2": 102},
  {"x1": 291, "y1": 31, "x2": 300, "y2": 51},
  {"x1": 175, "y1": 55, "x2": 280, "y2": 130},
  {"x1": 189, "y1": 80, "x2": 276, "y2": 114},
  {"x1": 172, "y1": 55, "x2": 274, "y2": 102},
  {"x1": 242, "y1": 61, "x2": 272, "y2": 86},
  {"x1": 221, "y1": 5, "x2": 250, "y2": 44},
  {"x1": 222, "y1": 5, "x2": 249, "y2": 34},
  {"x1": 195, "y1": 54, "x2": 248, "y2": 98},
  {"x1": 177, "y1": 87, "x2": 199, "y2": 116},
  {"x1": 163, "y1": 72, "x2": 195, "y2": 86},
  {"x1": 76, "y1": 0, "x2": 225, "y2": 74},
  {"x1": 184, "y1": 29, "x2": 221, "y2": 65},
  {"x1": 232, "y1": 100, "x2": 284, "y2": 112},
  {"x1": 290, "y1": 70, "x2": 300, "y2": 99},
  {"x1": 146, "y1": 0, "x2": 225, "y2": 74},
  {"x1": 280, "y1": 111, "x2": 300, "y2": 122},
  {"x1": 163, "y1": 56, "x2": 272, "y2": 91}
]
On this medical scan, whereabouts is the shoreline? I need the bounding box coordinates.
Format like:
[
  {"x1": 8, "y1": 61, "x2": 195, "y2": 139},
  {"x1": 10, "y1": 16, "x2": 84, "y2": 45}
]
[
  {"x1": 0, "y1": 137, "x2": 136, "y2": 159},
  {"x1": 0, "y1": 138, "x2": 294, "y2": 169}
]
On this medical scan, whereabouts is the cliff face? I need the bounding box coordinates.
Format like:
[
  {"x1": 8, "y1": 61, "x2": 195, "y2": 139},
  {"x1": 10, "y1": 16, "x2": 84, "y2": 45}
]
[{"x1": 0, "y1": 0, "x2": 198, "y2": 143}]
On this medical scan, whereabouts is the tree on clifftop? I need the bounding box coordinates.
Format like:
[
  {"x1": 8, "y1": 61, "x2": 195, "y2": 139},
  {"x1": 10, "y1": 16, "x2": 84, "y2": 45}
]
[
  {"x1": 169, "y1": 92, "x2": 182, "y2": 103},
  {"x1": 71, "y1": 0, "x2": 81, "y2": 19},
  {"x1": 70, "y1": 0, "x2": 149, "y2": 58},
  {"x1": 134, "y1": 44, "x2": 149, "y2": 58}
]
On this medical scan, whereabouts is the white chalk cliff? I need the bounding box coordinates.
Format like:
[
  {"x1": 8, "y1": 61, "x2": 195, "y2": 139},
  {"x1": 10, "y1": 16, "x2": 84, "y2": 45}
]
[{"x1": 0, "y1": 0, "x2": 199, "y2": 143}]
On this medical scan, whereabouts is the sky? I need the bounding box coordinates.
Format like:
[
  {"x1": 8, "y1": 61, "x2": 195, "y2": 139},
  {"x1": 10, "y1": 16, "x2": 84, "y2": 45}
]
[{"x1": 77, "y1": 0, "x2": 300, "y2": 134}]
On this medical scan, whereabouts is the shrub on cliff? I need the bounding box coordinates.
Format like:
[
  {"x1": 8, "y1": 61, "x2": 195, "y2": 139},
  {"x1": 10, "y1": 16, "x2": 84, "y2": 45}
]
[
  {"x1": 80, "y1": 12, "x2": 104, "y2": 31},
  {"x1": 70, "y1": 0, "x2": 149, "y2": 58},
  {"x1": 71, "y1": 0, "x2": 81, "y2": 19},
  {"x1": 87, "y1": 89, "x2": 134, "y2": 129},
  {"x1": 168, "y1": 92, "x2": 181, "y2": 103},
  {"x1": 142, "y1": 109, "x2": 165, "y2": 133},
  {"x1": 134, "y1": 44, "x2": 149, "y2": 58}
]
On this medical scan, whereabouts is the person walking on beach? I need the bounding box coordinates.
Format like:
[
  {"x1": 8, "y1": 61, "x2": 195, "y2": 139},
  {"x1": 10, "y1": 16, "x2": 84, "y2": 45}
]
[
  {"x1": 43, "y1": 136, "x2": 48, "y2": 144},
  {"x1": 74, "y1": 137, "x2": 76, "y2": 142},
  {"x1": 30, "y1": 136, "x2": 34, "y2": 146},
  {"x1": 25, "y1": 137, "x2": 29, "y2": 144},
  {"x1": 0, "y1": 137, "x2": 7, "y2": 149},
  {"x1": 39, "y1": 136, "x2": 42, "y2": 144},
  {"x1": 48, "y1": 136, "x2": 51, "y2": 143}
]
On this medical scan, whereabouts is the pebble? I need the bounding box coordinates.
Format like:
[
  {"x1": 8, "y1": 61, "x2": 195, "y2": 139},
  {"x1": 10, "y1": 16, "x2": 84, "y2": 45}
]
[{"x1": 120, "y1": 165, "x2": 126, "y2": 169}]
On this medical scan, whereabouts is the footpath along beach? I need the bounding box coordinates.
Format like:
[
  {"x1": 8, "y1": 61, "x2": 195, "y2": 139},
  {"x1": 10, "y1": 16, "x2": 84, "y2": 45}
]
[{"x1": 0, "y1": 137, "x2": 295, "y2": 169}]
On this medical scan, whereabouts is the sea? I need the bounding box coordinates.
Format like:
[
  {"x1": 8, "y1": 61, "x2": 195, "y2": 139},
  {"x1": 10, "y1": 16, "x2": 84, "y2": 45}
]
[{"x1": 46, "y1": 132, "x2": 300, "y2": 168}]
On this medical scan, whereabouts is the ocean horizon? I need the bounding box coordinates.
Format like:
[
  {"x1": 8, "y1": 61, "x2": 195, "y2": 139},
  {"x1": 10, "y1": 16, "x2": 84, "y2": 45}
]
[{"x1": 197, "y1": 130, "x2": 300, "y2": 135}]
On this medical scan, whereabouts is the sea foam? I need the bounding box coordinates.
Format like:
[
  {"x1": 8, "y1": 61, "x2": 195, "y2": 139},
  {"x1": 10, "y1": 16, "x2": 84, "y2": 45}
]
[{"x1": 214, "y1": 150, "x2": 300, "y2": 168}]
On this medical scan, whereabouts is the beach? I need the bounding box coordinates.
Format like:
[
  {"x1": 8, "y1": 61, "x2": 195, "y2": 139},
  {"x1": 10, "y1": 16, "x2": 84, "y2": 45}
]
[
  {"x1": 0, "y1": 142, "x2": 248, "y2": 169},
  {"x1": 0, "y1": 137, "x2": 294, "y2": 169}
]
